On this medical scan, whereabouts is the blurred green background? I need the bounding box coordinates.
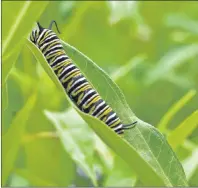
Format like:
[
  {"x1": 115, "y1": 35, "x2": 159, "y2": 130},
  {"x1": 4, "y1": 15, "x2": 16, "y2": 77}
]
[{"x1": 2, "y1": 1, "x2": 198, "y2": 187}]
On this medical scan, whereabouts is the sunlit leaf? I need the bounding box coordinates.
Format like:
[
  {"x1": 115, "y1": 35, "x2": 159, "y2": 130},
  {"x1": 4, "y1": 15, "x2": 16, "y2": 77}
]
[
  {"x1": 2, "y1": 93, "x2": 37, "y2": 185},
  {"x1": 2, "y1": 1, "x2": 48, "y2": 84},
  {"x1": 111, "y1": 55, "x2": 146, "y2": 82},
  {"x1": 9, "y1": 173, "x2": 29, "y2": 187},
  {"x1": 2, "y1": 83, "x2": 8, "y2": 111},
  {"x1": 163, "y1": 72, "x2": 193, "y2": 89},
  {"x1": 45, "y1": 109, "x2": 98, "y2": 186},
  {"x1": 9, "y1": 68, "x2": 37, "y2": 98},
  {"x1": 167, "y1": 110, "x2": 198, "y2": 149},
  {"x1": 23, "y1": 137, "x2": 74, "y2": 186},
  {"x1": 62, "y1": 41, "x2": 188, "y2": 186},
  {"x1": 158, "y1": 90, "x2": 196, "y2": 132},
  {"x1": 107, "y1": 1, "x2": 138, "y2": 24},
  {"x1": 26, "y1": 38, "x2": 188, "y2": 186},
  {"x1": 146, "y1": 45, "x2": 198, "y2": 85},
  {"x1": 165, "y1": 14, "x2": 198, "y2": 35},
  {"x1": 182, "y1": 148, "x2": 198, "y2": 181},
  {"x1": 3, "y1": 2, "x2": 198, "y2": 187},
  {"x1": 15, "y1": 169, "x2": 57, "y2": 186},
  {"x1": 104, "y1": 155, "x2": 137, "y2": 186}
]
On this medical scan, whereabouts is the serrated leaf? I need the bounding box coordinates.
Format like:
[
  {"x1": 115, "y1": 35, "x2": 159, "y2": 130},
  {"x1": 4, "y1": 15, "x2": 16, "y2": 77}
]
[{"x1": 2, "y1": 93, "x2": 37, "y2": 185}]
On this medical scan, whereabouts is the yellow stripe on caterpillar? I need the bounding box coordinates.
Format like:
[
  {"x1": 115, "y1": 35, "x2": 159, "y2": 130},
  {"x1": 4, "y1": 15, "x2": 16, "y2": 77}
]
[
  {"x1": 72, "y1": 84, "x2": 91, "y2": 97},
  {"x1": 98, "y1": 107, "x2": 112, "y2": 119},
  {"x1": 38, "y1": 30, "x2": 52, "y2": 45},
  {"x1": 83, "y1": 95, "x2": 101, "y2": 109},
  {"x1": 61, "y1": 71, "x2": 81, "y2": 83},
  {"x1": 109, "y1": 119, "x2": 121, "y2": 128}
]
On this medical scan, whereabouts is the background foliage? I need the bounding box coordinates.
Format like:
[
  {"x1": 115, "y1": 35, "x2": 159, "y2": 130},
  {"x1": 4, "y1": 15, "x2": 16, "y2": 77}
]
[{"x1": 2, "y1": 1, "x2": 198, "y2": 187}]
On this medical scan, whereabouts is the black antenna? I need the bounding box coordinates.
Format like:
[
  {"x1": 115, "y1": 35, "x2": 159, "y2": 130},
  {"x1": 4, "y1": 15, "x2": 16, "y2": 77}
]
[
  {"x1": 37, "y1": 22, "x2": 43, "y2": 30},
  {"x1": 123, "y1": 121, "x2": 137, "y2": 129},
  {"x1": 49, "y1": 20, "x2": 61, "y2": 34}
]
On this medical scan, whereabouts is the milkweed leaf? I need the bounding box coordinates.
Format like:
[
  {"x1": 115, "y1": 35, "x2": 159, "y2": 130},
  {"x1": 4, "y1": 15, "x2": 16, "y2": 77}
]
[
  {"x1": 26, "y1": 38, "x2": 188, "y2": 186},
  {"x1": 2, "y1": 93, "x2": 37, "y2": 185}
]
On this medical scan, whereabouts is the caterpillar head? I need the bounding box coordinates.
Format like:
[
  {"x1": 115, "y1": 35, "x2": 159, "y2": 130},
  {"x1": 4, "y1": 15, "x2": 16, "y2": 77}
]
[
  {"x1": 29, "y1": 22, "x2": 43, "y2": 44},
  {"x1": 30, "y1": 21, "x2": 60, "y2": 45}
]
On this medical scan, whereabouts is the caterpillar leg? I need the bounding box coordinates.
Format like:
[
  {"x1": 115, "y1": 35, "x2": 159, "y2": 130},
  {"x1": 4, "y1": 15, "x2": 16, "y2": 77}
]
[{"x1": 123, "y1": 121, "x2": 137, "y2": 130}]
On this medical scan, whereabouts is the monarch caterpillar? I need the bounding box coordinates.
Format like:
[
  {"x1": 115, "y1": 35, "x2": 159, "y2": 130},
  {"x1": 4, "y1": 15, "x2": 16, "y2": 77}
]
[{"x1": 30, "y1": 20, "x2": 137, "y2": 135}]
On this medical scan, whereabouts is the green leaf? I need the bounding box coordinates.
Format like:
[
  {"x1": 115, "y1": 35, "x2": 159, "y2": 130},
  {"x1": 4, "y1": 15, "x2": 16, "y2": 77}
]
[
  {"x1": 26, "y1": 39, "x2": 188, "y2": 186},
  {"x1": 15, "y1": 169, "x2": 57, "y2": 186},
  {"x1": 104, "y1": 155, "x2": 137, "y2": 186},
  {"x1": 94, "y1": 134, "x2": 114, "y2": 172},
  {"x1": 111, "y1": 55, "x2": 146, "y2": 82},
  {"x1": 21, "y1": 45, "x2": 37, "y2": 77},
  {"x1": 146, "y1": 45, "x2": 198, "y2": 85},
  {"x1": 9, "y1": 172, "x2": 29, "y2": 187},
  {"x1": 182, "y1": 148, "x2": 198, "y2": 181},
  {"x1": 9, "y1": 68, "x2": 37, "y2": 98},
  {"x1": 163, "y1": 72, "x2": 193, "y2": 89},
  {"x1": 2, "y1": 83, "x2": 8, "y2": 111},
  {"x1": 164, "y1": 13, "x2": 198, "y2": 35},
  {"x1": 158, "y1": 90, "x2": 196, "y2": 132},
  {"x1": 2, "y1": 93, "x2": 37, "y2": 186},
  {"x1": 107, "y1": 1, "x2": 140, "y2": 24},
  {"x1": 2, "y1": 1, "x2": 48, "y2": 84},
  {"x1": 61, "y1": 41, "x2": 188, "y2": 186},
  {"x1": 188, "y1": 168, "x2": 198, "y2": 186},
  {"x1": 61, "y1": 1, "x2": 95, "y2": 39},
  {"x1": 16, "y1": 94, "x2": 75, "y2": 187},
  {"x1": 23, "y1": 136, "x2": 74, "y2": 186},
  {"x1": 45, "y1": 109, "x2": 98, "y2": 186},
  {"x1": 167, "y1": 110, "x2": 198, "y2": 149}
]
